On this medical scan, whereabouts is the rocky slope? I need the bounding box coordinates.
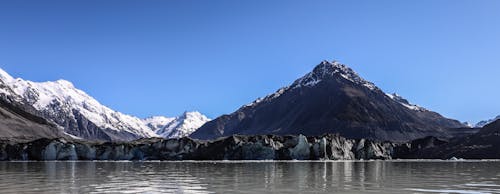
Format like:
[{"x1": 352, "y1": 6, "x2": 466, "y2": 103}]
[
  {"x1": 191, "y1": 60, "x2": 464, "y2": 141},
  {"x1": 475, "y1": 115, "x2": 500, "y2": 128},
  {"x1": 0, "y1": 97, "x2": 67, "y2": 142},
  {"x1": 408, "y1": 119, "x2": 500, "y2": 159}
]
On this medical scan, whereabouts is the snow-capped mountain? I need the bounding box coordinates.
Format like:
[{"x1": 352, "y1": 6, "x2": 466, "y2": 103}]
[
  {"x1": 0, "y1": 68, "x2": 209, "y2": 141},
  {"x1": 476, "y1": 115, "x2": 500, "y2": 128},
  {"x1": 153, "y1": 111, "x2": 210, "y2": 139},
  {"x1": 142, "y1": 116, "x2": 175, "y2": 132},
  {"x1": 0, "y1": 68, "x2": 158, "y2": 141},
  {"x1": 191, "y1": 60, "x2": 465, "y2": 141}
]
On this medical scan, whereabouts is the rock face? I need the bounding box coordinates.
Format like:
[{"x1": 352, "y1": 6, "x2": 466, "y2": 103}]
[
  {"x1": 0, "y1": 97, "x2": 67, "y2": 142},
  {"x1": 0, "y1": 134, "x2": 413, "y2": 161},
  {"x1": 191, "y1": 60, "x2": 464, "y2": 141}
]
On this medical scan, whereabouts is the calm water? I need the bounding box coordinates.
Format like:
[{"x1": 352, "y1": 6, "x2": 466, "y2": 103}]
[{"x1": 1, "y1": 161, "x2": 500, "y2": 193}]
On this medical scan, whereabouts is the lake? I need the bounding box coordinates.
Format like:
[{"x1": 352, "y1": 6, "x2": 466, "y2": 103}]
[{"x1": 0, "y1": 161, "x2": 499, "y2": 193}]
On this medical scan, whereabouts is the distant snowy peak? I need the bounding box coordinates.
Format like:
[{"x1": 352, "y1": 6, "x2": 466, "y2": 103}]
[
  {"x1": 155, "y1": 111, "x2": 210, "y2": 139},
  {"x1": 385, "y1": 93, "x2": 427, "y2": 112},
  {"x1": 143, "y1": 116, "x2": 175, "y2": 132},
  {"x1": 293, "y1": 60, "x2": 378, "y2": 90},
  {"x1": 476, "y1": 115, "x2": 500, "y2": 128},
  {"x1": 462, "y1": 122, "x2": 474, "y2": 128}
]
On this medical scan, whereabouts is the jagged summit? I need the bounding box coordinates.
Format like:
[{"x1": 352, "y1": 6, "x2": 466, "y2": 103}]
[
  {"x1": 54, "y1": 79, "x2": 75, "y2": 88},
  {"x1": 245, "y1": 60, "x2": 378, "y2": 108},
  {"x1": 293, "y1": 60, "x2": 377, "y2": 90},
  {"x1": 180, "y1": 110, "x2": 203, "y2": 118},
  {"x1": 142, "y1": 116, "x2": 175, "y2": 132}
]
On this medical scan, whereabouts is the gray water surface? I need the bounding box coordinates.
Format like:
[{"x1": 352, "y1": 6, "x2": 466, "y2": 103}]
[{"x1": 1, "y1": 161, "x2": 500, "y2": 193}]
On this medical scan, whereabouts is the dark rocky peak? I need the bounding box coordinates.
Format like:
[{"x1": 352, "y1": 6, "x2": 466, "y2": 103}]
[
  {"x1": 292, "y1": 60, "x2": 378, "y2": 90},
  {"x1": 244, "y1": 60, "x2": 380, "y2": 109}
]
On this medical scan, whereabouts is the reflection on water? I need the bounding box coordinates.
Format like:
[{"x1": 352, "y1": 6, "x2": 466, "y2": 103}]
[{"x1": 1, "y1": 161, "x2": 500, "y2": 193}]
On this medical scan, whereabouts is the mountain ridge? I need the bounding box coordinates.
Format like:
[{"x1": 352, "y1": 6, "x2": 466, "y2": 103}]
[{"x1": 475, "y1": 115, "x2": 500, "y2": 128}]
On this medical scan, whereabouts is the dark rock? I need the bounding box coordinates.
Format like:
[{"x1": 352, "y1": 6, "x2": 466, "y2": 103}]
[
  {"x1": 0, "y1": 134, "x2": 414, "y2": 161},
  {"x1": 405, "y1": 120, "x2": 500, "y2": 159}
]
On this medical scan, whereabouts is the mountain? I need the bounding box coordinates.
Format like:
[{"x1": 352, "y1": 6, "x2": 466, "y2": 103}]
[
  {"x1": 475, "y1": 115, "x2": 500, "y2": 128},
  {"x1": 153, "y1": 111, "x2": 210, "y2": 139},
  {"x1": 143, "y1": 116, "x2": 175, "y2": 132},
  {"x1": 0, "y1": 68, "x2": 160, "y2": 141},
  {"x1": 191, "y1": 60, "x2": 465, "y2": 141}
]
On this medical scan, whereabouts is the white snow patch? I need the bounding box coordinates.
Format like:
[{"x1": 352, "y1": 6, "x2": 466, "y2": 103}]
[{"x1": 385, "y1": 93, "x2": 426, "y2": 112}]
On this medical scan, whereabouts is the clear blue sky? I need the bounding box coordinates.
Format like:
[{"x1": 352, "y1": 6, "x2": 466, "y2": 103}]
[{"x1": 1, "y1": 1, "x2": 499, "y2": 123}]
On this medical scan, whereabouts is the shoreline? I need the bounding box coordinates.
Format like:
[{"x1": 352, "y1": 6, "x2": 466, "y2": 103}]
[{"x1": 3, "y1": 159, "x2": 500, "y2": 162}]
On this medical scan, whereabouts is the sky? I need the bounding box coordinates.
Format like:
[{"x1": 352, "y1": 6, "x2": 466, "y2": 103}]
[{"x1": 0, "y1": 1, "x2": 499, "y2": 123}]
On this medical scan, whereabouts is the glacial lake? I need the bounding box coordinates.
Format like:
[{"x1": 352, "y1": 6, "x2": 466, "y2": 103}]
[{"x1": 0, "y1": 161, "x2": 500, "y2": 193}]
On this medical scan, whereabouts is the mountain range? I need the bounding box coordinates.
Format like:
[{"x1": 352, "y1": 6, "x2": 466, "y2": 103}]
[
  {"x1": 1, "y1": 60, "x2": 496, "y2": 143},
  {"x1": 0, "y1": 69, "x2": 209, "y2": 141},
  {"x1": 191, "y1": 61, "x2": 465, "y2": 141}
]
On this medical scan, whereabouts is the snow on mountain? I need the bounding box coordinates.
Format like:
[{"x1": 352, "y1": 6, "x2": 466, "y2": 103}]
[
  {"x1": 0, "y1": 68, "x2": 160, "y2": 140},
  {"x1": 245, "y1": 60, "x2": 426, "y2": 112},
  {"x1": 143, "y1": 116, "x2": 175, "y2": 132},
  {"x1": 385, "y1": 93, "x2": 426, "y2": 112},
  {"x1": 155, "y1": 111, "x2": 210, "y2": 139},
  {"x1": 293, "y1": 60, "x2": 378, "y2": 90},
  {"x1": 476, "y1": 115, "x2": 500, "y2": 128},
  {"x1": 246, "y1": 60, "x2": 376, "y2": 108}
]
